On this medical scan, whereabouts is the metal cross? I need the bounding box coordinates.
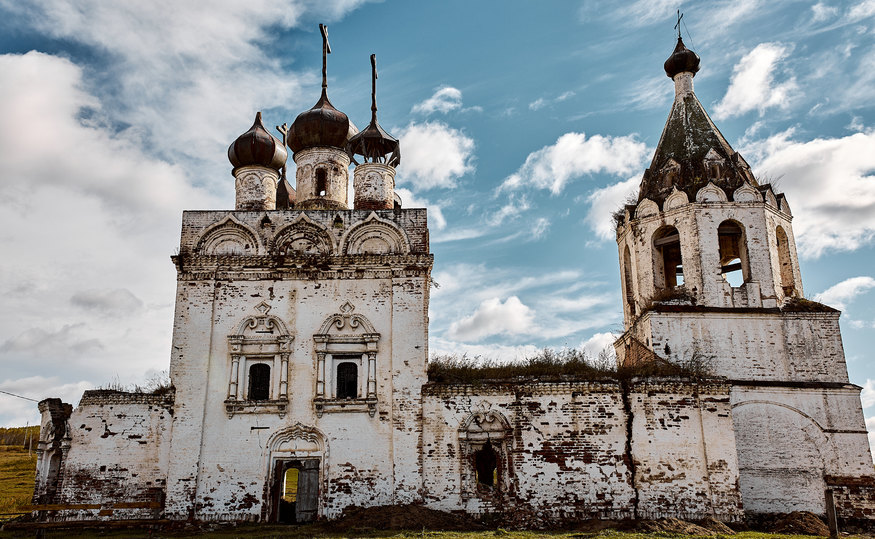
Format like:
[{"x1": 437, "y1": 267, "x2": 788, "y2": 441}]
[
  {"x1": 320, "y1": 23, "x2": 331, "y2": 90},
  {"x1": 370, "y1": 54, "x2": 378, "y2": 116},
  {"x1": 674, "y1": 10, "x2": 684, "y2": 39}
]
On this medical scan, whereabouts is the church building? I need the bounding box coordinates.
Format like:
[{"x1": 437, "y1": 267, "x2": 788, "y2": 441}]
[{"x1": 31, "y1": 27, "x2": 875, "y2": 525}]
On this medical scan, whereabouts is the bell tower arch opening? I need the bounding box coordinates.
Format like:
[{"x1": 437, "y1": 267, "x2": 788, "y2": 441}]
[{"x1": 653, "y1": 226, "x2": 683, "y2": 289}]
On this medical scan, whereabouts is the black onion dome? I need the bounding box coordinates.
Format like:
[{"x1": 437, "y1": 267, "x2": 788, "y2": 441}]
[
  {"x1": 287, "y1": 89, "x2": 355, "y2": 153},
  {"x1": 228, "y1": 112, "x2": 288, "y2": 172},
  {"x1": 664, "y1": 37, "x2": 700, "y2": 78},
  {"x1": 347, "y1": 115, "x2": 400, "y2": 166}
]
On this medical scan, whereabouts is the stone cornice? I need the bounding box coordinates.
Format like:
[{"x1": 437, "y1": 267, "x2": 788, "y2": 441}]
[{"x1": 171, "y1": 253, "x2": 433, "y2": 281}]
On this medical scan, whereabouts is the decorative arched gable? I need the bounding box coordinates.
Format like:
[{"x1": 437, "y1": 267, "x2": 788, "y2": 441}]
[
  {"x1": 664, "y1": 188, "x2": 690, "y2": 210},
  {"x1": 266, "y1": 422, "x2": 327, "y2": 456},
  {"x1": 696, "y1": 181, "x2": 728, "y2": 203},
  {"x1": 732, "y1": 183, "x2": 761, "y2": 203},
  {"x1": 635, "y1": 199, "x2": 659, "y2": 218},
  {"x1": 270, "y1": 214, "x2": 335, "y2": 256},
  {"x1": 196, "y1": 215, "x2": 262, "y2": 255},
  {"x1": 340, "y1": 212, "x2": 410, "y2": 255}
]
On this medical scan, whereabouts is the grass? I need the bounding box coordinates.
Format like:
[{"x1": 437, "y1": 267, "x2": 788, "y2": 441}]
[
  {"x1": 0, "y1": 527, "x2": 850, "y2": 538},
  {"x1": 0, "y1": 443, "x2": 37, "y2": 521},
  {"x1": 427, "y1": 348, "x2": 711, "y2": 385}
]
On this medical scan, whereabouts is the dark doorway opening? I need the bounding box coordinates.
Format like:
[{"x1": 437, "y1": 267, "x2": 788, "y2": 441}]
[{"x1": 271, "y1": 459, "x2": 319, "y2": 523}]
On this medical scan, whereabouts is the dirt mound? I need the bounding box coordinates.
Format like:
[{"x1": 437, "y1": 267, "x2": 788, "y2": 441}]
[
  {"x1": 768, "y1": 511, "x2": 830, "y2": 536},
  {"x1": 696, "y1": 517, "x2": 736, "y2": 534},
  {"x1": 637, "y1": 518, "x2": 720, "y2": 536},
  {"x1": 319, "y1": 504, "x2": 485, "y2": 532}
]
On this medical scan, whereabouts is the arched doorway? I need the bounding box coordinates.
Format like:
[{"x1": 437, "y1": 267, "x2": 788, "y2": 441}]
[{"x1": 265, "y1": 424, "x2": 327, "y2": 523}]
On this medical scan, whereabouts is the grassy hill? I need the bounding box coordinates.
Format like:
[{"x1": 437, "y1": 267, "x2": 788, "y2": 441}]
[{"x1": 0, "y1": 427, "x2": 39, "y2": 521}]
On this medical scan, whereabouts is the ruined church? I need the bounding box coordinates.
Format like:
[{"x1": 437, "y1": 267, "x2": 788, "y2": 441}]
[{"x1": 32, "y1": 28, "x2": 875, "y2": 524}]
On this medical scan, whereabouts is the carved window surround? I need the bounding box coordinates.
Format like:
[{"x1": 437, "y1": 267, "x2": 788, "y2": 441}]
[
  {"x1": 225, "y1": 302, "x2": 293, "y2": 418},
  {"x1": 313, "y1": 302, "x2": 380, "y2": 417},
  {"x1": 458, "y1": 406, "x2": 512, "y2": 500}
]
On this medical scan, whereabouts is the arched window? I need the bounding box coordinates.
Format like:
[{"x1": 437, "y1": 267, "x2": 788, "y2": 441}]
[
  {"x1": 718, "y1": 221, "x2": 747, "y2": 287},
  {"x1": 474, "y1": 441, "x2": 498, "y2": 487},
  {"x1": 315, "y1": 168, "x2": 327, "y2": 197},
  {"x1": 248, "y1": 363, "x2": 271, "y2": 401},
  {"x1": 653, "y1": 226, "x2": 683, "y2": 289},
  {"x1": 776, "y1": 226, "x2": 795, "y2": 296},
  {"x1": 336, "y1": 362, "x2": 358, "y2": 400},
  {"x1": 623, "y1": 245, "x2": 636, "y2": 315}
]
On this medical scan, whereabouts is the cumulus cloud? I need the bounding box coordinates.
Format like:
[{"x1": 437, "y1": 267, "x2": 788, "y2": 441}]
[
  {"x1": 584, "y1": 176, "x2": 639, "y2": 240},
  {"x1": 813, "y1": 277, "x2": 875, "y2": 311},
  {"x1": 0, "y1": 1, "x2": 369, "y2": 181},
  {"x1": 395, "y1": 121, "x2": 475, "y2": 190},
  {"x1": 714, "y1": 43, "x2": 797, "y2": 120},
  {"x1": 849, "y1": 0, "x2": 875, "y2": 20},
  {"x1": 499, "y1": 132, "x2": 649, "y2": 194},
  {"x1": 580, "y1": 332, "x2": 617, "y2": 358},
  {"x1": 412, "y1": 86, "x2": 463, "y2": 115},
  {"x1": 448, "y1": 296, "x2": 535, "y2": 341},
  {"x1": 429, "y1": 337, "x2": 540, "y2": 364},
  {"x1": 742, "y1": 130, "x2": 875, "y2": 257}
]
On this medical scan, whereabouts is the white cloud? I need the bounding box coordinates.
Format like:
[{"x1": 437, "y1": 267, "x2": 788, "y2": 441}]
[
  {"x1": 714, "y1": 43, "x2": 797, "y2": 120},
  {"x1": 580, "y1": 332, "x2": 617, "y2": 358},
  {"x1": 528, "y1": 91, "x2": 576, "y2": 111},
  {"x1": 742, "y1": 130, "x2": 875, "y2": 257},
  {"x1": 584, "y1": 176, "x2": 639, "y2": 240},
  {"x1": 448, "y1": 296, "x2": 535, "y2": 341},
  {"x1": 849, "y1": 0, "x2": 875, "y2": 20},
  {"x1": 429, "y1": 337, "x2": 539, "y2": 364},
  {"x1": 499, "y1": 132, "x2": 649, "y2": 194},
  {"x1": 529, "y1": 98, "x2": 547, "y2": 111},
  {"x1": 0, "y1": 1, "x2": 370, "y2": 183},
  {"x1": 394, "y1": 187, "x2": 446, "y2": 230},
  {"x1": 811, "y1": 2, "x2": 838, "y2": 22},
  {"x1": 412, "y1": 86, "x2": 463, "y2": 115},
  {"x1": 0, "y1": 51, "x2": 216, "y2": 426},
  {"x1": 395, "y1": 122, "x2": 475, "y2": 190},
  {"x1": 813, "y1": 277, "x2": 875, "y2": 311}
]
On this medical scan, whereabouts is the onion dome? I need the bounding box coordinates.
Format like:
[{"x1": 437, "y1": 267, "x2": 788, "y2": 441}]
[
  {"x1": 664, "y1": 37, "x2": 700, "y2": 78},
  {"x1": 287, "y1": 89, "x2": 356, "y2": 152},
  {"x1": 348, "y1": 54, "x2": 401, "y2": 166},
  {"x1": 228, "y1": 112, "x2": 288, "y2": 172}
]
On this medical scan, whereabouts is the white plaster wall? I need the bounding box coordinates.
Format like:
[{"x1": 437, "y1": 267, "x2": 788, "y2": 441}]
[{"x1": 56, "y1": 393, "x2": 173, "y2": 520}]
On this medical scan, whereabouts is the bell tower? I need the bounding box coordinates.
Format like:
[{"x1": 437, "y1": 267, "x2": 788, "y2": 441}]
[{"x1": 613, "y1": 29, "x2": 874, "y2": 516}]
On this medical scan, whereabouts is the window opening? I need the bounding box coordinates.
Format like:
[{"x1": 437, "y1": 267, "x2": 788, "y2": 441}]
[
  {"x1": 336, "y1": 362, "x2": 358, "y2": 400},
  {"x1": 315, "y1": 169, "x2": 327, "y2": 197},
  {"x1": 654, "y1": 226, "x2": 683, "y2": 288},
  {"x1": 718, "y1": 221, "x2": 745, "y2": 287},
  {"x1": 623, "y1": 245, "x2": 636, "y2": 315},
  {"x1": 474, "y1": 441, "x2": 498, "y2": 488},
  {"x1": 248, "y1": 363, "x2": 270, "y2": 401},
  {"x1": 776, "y1": 226, "x2": 795, "y2": 296}
]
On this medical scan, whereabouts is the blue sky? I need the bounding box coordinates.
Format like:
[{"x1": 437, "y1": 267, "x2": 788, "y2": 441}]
[{"x1": 1, "y1": 0, "x2": 874, "y2": 452}]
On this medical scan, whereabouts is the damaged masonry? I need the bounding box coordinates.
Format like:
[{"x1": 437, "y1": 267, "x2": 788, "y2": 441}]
[{"x1": 32, "y1": 28, "x2": 875, "y2": 525}]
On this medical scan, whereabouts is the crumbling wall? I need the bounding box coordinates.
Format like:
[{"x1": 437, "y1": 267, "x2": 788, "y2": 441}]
[
  {"x1": 421, "y1": 378, "x2": 742, "y2": 523},
  {"x1": 50, "y1": 391, "x2": 173, "y2": 520},
  {"x1": 631, "y1": 379, "x2": 742, "y2": 521}
]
